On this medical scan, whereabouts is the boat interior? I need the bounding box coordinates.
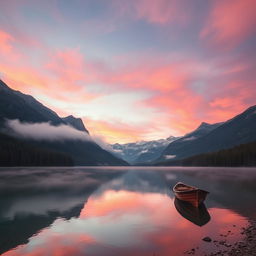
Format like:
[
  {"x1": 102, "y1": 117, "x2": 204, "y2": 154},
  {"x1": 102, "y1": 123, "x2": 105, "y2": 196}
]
[{"x1": 175, "y1": 183, "x2": 195, "y2": 192}]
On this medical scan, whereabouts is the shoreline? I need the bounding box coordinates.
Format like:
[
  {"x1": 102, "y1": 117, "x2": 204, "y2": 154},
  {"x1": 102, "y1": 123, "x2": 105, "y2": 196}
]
[
  {"x1": 184, "y1": 219, "x2": 256, "y2": 256},
  {"x1": 207, "y1": 220, "x2": 256, "y2": 256}
]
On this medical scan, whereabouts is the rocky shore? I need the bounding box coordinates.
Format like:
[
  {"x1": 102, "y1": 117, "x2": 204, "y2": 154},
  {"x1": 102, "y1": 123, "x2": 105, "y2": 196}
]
[
  {"x1": 185, "y1": 220, "x2": 256, "y2": 256},
  {"x1": 207, "y1": 220, "x2": 256, "y2": 256}
]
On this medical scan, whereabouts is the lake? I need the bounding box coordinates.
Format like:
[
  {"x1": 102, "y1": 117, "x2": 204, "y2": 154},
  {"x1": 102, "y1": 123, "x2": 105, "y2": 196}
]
[{"x1": 0, "y1": 167, "x2": 256, "y2": 256}]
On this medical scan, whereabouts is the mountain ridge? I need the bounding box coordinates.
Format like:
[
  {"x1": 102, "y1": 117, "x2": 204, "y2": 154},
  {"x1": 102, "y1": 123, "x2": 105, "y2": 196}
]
[
  {"x1": 62, "y1": 115, "x2": 89, "y2": 133},
  {"x1": 157, "y1": 105, "x2": 256, "y2": 164}
]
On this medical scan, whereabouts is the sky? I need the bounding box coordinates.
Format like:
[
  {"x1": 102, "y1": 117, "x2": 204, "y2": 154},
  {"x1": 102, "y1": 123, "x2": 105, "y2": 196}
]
[{"x1": 0, "y1": 0, "x2": 256, "y2": 143}]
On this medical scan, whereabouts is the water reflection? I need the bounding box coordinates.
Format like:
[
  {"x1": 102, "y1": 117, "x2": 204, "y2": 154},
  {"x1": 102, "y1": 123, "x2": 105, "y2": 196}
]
[
  {"x1": 174, "y1": 198, "x2": 211, "y2": 226},
  {"x1": 0, "y1": 167, "x2": 124, "y2": 254},
  {"x1": 0, "y1": 167, "x2": 255, "y2": 256}
]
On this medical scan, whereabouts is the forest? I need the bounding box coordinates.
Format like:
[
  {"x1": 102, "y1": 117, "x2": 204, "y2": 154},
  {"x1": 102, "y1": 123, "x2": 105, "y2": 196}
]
[
  {"x1": 0, "y1": 132, "x2": 73, "y2": 166},
  {"x1": 160, "y1": 141, "x2": 256, "y2": 167}
]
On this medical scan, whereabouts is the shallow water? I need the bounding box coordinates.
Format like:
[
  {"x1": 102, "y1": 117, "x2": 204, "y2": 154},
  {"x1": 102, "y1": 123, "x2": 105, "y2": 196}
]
[{"x1": 0, "y1": 167, "x2": 256, "y2": 256}]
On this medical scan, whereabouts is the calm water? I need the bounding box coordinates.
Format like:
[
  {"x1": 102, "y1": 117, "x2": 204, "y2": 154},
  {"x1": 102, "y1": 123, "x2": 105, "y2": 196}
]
[{"x1": 0, "y1": 167, "x2": 256, "y2": 256}]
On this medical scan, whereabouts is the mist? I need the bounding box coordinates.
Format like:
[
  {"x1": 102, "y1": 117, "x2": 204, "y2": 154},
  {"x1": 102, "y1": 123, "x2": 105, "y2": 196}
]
[
  {"x1": 6, "y1": 119, "x2": 92, "y2": 141},
  {"x1": 5, "y1": 119, "x2": 116, "y2": 153}
]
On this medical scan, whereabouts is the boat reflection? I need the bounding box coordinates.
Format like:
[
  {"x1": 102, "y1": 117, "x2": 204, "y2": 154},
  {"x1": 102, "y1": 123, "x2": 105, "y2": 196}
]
[{"x1": 174, "y1": 198, "x2": 211, "y2": 226}]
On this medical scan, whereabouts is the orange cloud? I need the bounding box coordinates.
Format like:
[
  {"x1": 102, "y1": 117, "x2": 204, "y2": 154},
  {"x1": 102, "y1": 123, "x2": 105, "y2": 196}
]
[
  {"x1": 210, "y1": 97, "x2": 239, "y2": 109},
  {"x1": 201, "y1": 0, "x2": 256, "y2": 48},
  {"x1": 142, "y1": 90, "x2": 204, "y2": 134},
  {"x1": 103, "y1": 58, "x2": 198, "y2": 93},
  {"x1": 83, "y1": 118, "x2": 146, "y2": 143}
]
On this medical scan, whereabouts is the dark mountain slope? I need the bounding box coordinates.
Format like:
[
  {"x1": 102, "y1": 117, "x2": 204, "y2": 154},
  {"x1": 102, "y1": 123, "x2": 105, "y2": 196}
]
[
  {"x1": 157, "y1": 122, "x2": 223, "y2": 162},
  {"x1": 62, "y1": 115, "x2": 89, "y2": 133},
  {"x1": 33, "y1": 139, "x2": 128, "y2": 166},
  {"x1": 157, "y1": 141, "x2": 256, "y2": 167},
  {"x1": 0, "y1": 80, "x2": 64, "y2": 125},
  {"x1": 158, "y1": 105, "x2": 256, "y2": 162}
]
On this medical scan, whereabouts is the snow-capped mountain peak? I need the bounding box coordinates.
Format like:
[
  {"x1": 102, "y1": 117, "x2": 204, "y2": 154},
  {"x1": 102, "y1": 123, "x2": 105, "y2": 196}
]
[{"x1": 110, "y1": 136, "x2": 178, "y2": 164}]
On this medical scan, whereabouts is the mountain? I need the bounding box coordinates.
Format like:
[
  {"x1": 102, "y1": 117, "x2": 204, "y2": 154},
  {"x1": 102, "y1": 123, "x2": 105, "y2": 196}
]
[
  {"x1": 0, "y1": 80, "x2": 65, "y2": 126},
  {"x1": 157, "y1": 105, "x2": 256, "y2": 163},
  {"x1": 156, "y1": 122, "x2": 223, "y2": 162},
  {"x1": 157, "y1": 141, "x2": 256, "y2": 167},
  {"x1": 189, "y1": 122, "x2": 224, "y2": 137},
  {"x1": 111, "y1": 136, "x2": 178, "y2": 164},
  {"x1": 62, "y1": 115, "x2": 89, "y2": 133},
  {"x1": 0, "y1": 79, "x2": 127, "y2": 166}
]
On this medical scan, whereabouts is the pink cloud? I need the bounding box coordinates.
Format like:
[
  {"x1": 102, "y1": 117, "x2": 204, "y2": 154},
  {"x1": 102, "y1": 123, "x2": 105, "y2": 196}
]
[
  {"x1": 102, "y1": 58, "x2": 201, "y2": 93},
  {"x1": 78, "y1": 53, "x2": 256, "y2": 140},
  {"x1": 201, "y1": 0, "x2": 256, "y2": 49},
  {"x1": 0, "y1": 29, "x2": 99, "y2": 105},
  {"x1": 0, "y1": 30, "x2": 14, "y2": 53},
  {"x1": 46, "y1": 48, "x2": 87, "y2": 82},
  {"x1": 0, "y1": 30, "x2": 21, "y2": 62},
  {"x1": 142, "y1": 90, "x2": 204, "y2": 134}
]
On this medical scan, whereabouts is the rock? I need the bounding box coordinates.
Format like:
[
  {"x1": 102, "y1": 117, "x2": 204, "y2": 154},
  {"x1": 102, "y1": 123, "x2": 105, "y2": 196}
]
[{"x1": 203, "y1": 237, "x2": 212, "y2": 242}]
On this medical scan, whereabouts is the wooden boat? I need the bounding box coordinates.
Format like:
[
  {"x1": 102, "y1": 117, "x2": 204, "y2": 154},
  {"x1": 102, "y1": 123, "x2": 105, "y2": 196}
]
[
  {"x1": 172, "y1": 182, "x2": 209, "y2": 207},
  {"x1": 174, "y1": 198, "x2": 211, "y2": 226}
]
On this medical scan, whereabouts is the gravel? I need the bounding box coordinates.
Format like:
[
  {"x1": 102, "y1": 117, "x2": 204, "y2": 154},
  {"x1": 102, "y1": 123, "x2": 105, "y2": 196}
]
[
  {"x1": 205, "y1": 220, "x2": 256, "y2": 256},
  {"x1": 184, "y1": 220, "x2": 256, "y2": 256}
]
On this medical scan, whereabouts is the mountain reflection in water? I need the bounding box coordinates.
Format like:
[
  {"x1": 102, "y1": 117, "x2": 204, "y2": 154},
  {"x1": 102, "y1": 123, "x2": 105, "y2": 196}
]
[{"x1": 0, "y1": 167, "x2": 255, "y2": 256}]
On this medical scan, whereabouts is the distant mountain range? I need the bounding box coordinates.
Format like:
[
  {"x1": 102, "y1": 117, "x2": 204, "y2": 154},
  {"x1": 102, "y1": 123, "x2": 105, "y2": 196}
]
[
  {"x1": 156, "y1": 105, "x2": 256, "y2": 165},
  {"x1": 111, "y1": 136, "x2": 178, "y2": 164},
  {"x1": 0, "y1": 79, "x2": 127, "y2": 166}
]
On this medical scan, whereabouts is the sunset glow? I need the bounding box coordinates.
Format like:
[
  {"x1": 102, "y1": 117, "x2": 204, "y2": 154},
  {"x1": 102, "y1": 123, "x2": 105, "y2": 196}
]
[{"x1": 0, "y1": 0, "x2": 255, "y2": 143}]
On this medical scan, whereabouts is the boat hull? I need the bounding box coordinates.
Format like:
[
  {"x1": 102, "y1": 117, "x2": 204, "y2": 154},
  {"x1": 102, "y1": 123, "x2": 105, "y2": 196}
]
[{"x1": 173, "y1": 183, "x2": 208, "y2": 207}]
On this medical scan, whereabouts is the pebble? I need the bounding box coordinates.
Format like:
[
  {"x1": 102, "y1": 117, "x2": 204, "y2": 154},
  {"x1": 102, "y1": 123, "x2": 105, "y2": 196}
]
[
  {"x1": 204, "y1": 220, "x2": 256, "y2": 256},
  {"x1": 203, "y1": 237, "x2": 212, "y2": 242}
]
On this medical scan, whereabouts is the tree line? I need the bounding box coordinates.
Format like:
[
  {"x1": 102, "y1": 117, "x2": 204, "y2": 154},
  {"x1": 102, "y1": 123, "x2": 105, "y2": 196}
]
[
  {"x1": 161, "y1": 141, "x2": 256, "y2": 167},
  {"x1": 0, "y1": 132, "x2": 73, "y2": 166}
]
